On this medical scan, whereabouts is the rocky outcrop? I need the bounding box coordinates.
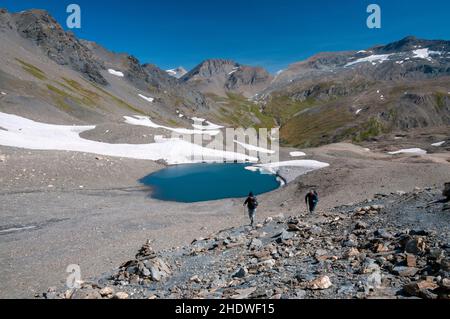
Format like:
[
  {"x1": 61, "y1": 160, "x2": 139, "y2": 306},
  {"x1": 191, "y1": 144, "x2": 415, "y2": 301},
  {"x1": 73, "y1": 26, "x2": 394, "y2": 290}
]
[
  {"x1": 10, "y1": 10, "x2": 108, "y2": 85},
  {"x1": 182, "y1": 59, "x2": 273, "y2": 97}
]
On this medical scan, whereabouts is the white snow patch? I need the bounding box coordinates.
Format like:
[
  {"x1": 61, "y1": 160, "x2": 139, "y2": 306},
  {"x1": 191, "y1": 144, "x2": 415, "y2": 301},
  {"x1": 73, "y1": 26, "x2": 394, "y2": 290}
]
[
  {"x1": 1, "y1": 91, "x2": 6, "y2": 95},
  {"x1": 107, "y1": 69, "x2": 124, "y2": 77},
  {"x1": 345, "y1": 54, "x2": 392, "y2": 67},
  {"x1": 289, "y1": 151, "x2": 306, "y2": 157},
  {"x1": 412, "y1": 48, "x2": 442, "y2": 60},
  {"x1": 124, "y1": 115, "x2": 220, "y2": 136},
  {"x1": 191, "y1": 117, "x2": 206, "y2": 122},
  {"x1": 357, "y1": 50, "x2": 367, "y2": 54},
  {"x1": 388, "y1": 148, "x2": 427, "y2": 155},
  {"x1": 0, "y1": 225, "x2": 37, "y2": 234},
  {"x1": 0, "y1": 112, "x2": 255, "y2": 165},
  {"x1": 228, "y1": 67, "x2": 239, "y2": 75},
  {"x1": 178, "y1": 114, "x2": 184, "y2": 118},
  {"x1": 234, "y1": 140, "x2": 275, "y2": 154},
  {"x1": 138, "y1": 94, "x2": 154, "y2": 103},
  {"x1": 245, "y1": 160, "x2": 330, "y2": 175},
  {"x1": 192, "y1": 120, "x2": 224, "y2": 131},
  {"x1": 431, "y1": 141, "x2": 446, "y2": 147},
  {"x1": 355, "y1": 109, "x2": 363, "y2": 115}
]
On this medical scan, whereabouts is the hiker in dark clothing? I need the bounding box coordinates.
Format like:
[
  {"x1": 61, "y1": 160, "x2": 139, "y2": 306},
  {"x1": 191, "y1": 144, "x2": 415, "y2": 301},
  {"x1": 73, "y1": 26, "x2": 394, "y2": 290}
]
[
  {"x1": 244, "y1": 192, "x2": 258, "y2": 226},
  {"x1": 305, "y1": 190, "x2": 319, "y2": 213}
]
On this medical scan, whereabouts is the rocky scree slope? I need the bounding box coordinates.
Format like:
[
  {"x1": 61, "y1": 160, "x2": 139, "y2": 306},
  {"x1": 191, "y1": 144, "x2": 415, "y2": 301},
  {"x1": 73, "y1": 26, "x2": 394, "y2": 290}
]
[{"x1": 42, "y1": 186, "x2": 450, "y2": 299}]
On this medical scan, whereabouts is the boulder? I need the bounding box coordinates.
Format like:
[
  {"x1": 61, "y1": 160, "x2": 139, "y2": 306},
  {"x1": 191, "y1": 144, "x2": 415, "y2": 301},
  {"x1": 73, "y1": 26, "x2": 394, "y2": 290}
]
[
  {"x1": 404, "y1": 281, "x2": 439, "y2": 299},
  {"x1": 405, "y1": 238, "x2": 426, "y2": 255}
]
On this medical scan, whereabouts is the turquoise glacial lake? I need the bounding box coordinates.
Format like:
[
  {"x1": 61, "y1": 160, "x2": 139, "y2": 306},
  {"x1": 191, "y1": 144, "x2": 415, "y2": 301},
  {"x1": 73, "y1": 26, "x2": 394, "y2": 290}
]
[{"x1": 140, "y1": 163, "x2": 281, "y2": 203}]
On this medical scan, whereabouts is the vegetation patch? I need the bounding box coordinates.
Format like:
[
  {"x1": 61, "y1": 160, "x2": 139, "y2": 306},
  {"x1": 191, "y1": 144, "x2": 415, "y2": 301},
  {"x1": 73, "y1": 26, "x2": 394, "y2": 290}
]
[
  {"x1": 91, "y1": 83, "x2": 146, "y2": 115},
  {"x1": 434, "y1": 92, "x2": 447, "y2": 110},
  {"x1": 280, "y1": 106, "x2": 353, "y2": 147},
  {"x1": 16, "y1": 58, "x2": 47, "y2": 80},
  {"x1": 352, "y1": 117, "x2": 386, "y2": 142},
  {"x1": 214, "y1": 93, "x2": 275, "y2": 129},
  {"x1": 264, "y1": 95, "x2": 316, "y2": 124}
]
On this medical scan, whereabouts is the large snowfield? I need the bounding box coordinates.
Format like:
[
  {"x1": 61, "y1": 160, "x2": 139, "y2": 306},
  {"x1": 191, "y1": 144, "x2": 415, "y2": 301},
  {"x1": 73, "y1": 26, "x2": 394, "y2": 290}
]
[{"x1": 0, "y1": 112, "x2": 255, "y2": 164}]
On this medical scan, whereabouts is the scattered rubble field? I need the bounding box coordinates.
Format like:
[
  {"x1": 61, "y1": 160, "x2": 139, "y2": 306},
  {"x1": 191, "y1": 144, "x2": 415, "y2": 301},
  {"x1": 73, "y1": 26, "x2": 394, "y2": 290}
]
[{"x1": 43, "y1": 187, "x2": 450, "y2": 299}]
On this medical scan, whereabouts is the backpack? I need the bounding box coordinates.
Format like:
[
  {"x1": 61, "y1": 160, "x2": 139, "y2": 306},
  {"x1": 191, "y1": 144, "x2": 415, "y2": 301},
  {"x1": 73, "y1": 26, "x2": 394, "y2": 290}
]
[{"x1": 250, "y1": 197, "x2": 259, "y2": 208}]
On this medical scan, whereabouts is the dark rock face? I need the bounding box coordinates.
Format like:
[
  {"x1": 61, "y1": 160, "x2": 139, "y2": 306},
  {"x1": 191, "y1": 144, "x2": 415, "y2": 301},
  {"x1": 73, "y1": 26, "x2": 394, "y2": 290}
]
[
  {"x1": 0, "y1": 8, "x2": 212, "y2": 112},
  {"x1": 225, "y1": 66, "x2": 272, "y2": 90},
  {"x1": 11, "y1": 10, "x2": 108, "y2": 85},
  {"x1": 183, "y1": 59, "x2": 239, "y2": 80},
  {"x1": 182, "y1": 59, "x2": 273, "y2": 97}
]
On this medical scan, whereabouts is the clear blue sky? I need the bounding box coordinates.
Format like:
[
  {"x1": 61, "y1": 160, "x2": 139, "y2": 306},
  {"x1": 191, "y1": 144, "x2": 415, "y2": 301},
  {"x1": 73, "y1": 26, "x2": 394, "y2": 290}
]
[{"x1": 3, "y1": 0, "x2": 450, "y2": 73}]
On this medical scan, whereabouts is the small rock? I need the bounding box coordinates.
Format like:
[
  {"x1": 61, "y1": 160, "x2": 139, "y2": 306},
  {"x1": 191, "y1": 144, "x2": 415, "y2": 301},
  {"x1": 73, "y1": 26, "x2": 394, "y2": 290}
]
[
  {"x1": 150, "y1": 266, "x2": 161, "y2": 281},
  {"x1": 343, "y1": 234, "x2": 359, "y2": 248},
  {"x1": 361, "y1": 259, "x2": 380, "y2": 274},
  {"x1": 307, "y1": 275, "x2": 332, "y2": 290},
  {"x1": 355, "y1": 221, "x2": 368, "y2": 230},
  {"x1": 190, "y1": 275, "x2": 201, "y2": 283},
  {"x1": 72, "y1": 288, "x2": 102, "y2": 299},
  {"x1": 231, "y1": 287, "x2": 257, "y2": 299},
  {"x1": 365, "y1": 271, "x2": 382, "y2": 291},
  {"x1": 406, "y1": 254, "x2": 417, "y2": 267},
  {"x1": 99, "y1": 287, "x2": 114, "y2": 297},
  {"x1": 114, "y1": 292, "x2": 129, "y2": 299},
  {"x1": 295, "y1": 289, "x2": 307, "y2": 299},
  {"x1": 393, "y1": 266, "x2": 419, "y2": 277},
  {"x1": 232, "y1": 267, "x2": 248, "y2": 278},
  {"x1": 375, "y1": 229, "x2": 394, "y2": 239},
  {"x1": 440, "y1": 278, "x2": 450, "y2": 290},
  {"x1": 249, "y1": 238, "x2": 263, "y2": 250},
  {"x1": 259, "y1": 259, "x2": 276, "y2": 270},
  {"x1": 344, "y1": 247, "x2": 360, "y2": 259}
]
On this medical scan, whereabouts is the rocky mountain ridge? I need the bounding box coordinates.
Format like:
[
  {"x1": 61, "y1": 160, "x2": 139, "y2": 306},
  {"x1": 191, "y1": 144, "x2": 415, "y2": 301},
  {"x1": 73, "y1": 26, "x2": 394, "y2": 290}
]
[{"x1": 1, "y1": 8, "x2": 449, "y2": 149}]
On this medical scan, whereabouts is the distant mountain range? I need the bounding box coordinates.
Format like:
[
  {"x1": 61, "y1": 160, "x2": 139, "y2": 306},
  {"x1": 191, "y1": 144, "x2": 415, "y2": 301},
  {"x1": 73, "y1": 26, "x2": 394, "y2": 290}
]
[{"x1": 0, "y1": 8, "x2": 449, "y2": 147}]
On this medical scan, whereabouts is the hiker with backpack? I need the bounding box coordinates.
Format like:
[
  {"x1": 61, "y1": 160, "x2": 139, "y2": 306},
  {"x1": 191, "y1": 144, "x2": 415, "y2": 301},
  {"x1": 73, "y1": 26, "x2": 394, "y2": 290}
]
[
  {"x1": 305, "y1": 190, "x2": 319, "y2": 213},
  {"x1": 243, "y1": 192, "x2": 258, "y2": 226}
]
